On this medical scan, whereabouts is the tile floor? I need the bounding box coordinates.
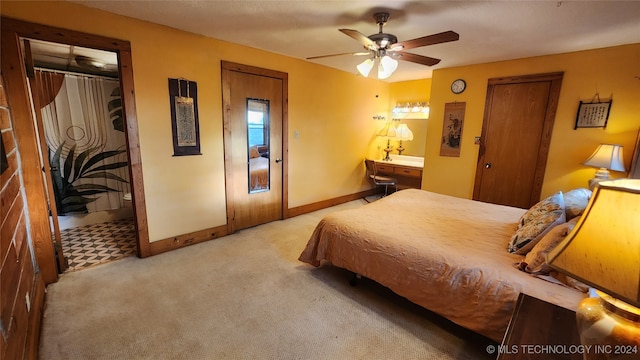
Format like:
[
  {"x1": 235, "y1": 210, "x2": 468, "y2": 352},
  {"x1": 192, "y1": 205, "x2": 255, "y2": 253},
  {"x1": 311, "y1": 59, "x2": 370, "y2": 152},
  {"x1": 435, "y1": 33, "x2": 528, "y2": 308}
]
[{"x1": 60, "y1": 218, "x2": 136, "y2": 272}]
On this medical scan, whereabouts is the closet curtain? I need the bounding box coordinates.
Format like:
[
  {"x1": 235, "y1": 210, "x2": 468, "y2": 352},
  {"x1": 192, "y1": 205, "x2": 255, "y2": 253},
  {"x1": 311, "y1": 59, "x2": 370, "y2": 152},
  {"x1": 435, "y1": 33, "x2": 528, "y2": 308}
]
[{"x1": 36, "y1": 70, "x2": 130, "y2": 215}]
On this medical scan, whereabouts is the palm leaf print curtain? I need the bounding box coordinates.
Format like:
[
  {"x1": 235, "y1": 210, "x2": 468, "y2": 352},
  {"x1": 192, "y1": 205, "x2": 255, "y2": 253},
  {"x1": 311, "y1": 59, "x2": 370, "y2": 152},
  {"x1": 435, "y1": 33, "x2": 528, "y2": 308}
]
[{"x1": 35, "y1": 70, "x2": 130, "y2": 215}]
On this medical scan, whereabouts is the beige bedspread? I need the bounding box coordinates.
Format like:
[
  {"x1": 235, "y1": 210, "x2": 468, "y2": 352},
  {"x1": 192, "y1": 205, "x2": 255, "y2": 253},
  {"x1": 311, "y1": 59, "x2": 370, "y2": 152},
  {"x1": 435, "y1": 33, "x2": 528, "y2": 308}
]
[
  {"x1": 249, "y1": 156, "x2": 269, "y2": 191},
  {"x1": 299, "y1": 189, "x2": 585, "y2": 342}
]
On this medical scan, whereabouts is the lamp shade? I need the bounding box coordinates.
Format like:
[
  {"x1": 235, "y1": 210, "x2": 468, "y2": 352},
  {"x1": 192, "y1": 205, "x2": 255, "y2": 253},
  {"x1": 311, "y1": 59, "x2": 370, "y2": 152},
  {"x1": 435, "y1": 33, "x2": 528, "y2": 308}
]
[
  {"x1": 394, "y1": 124, "x2": 413, "y2": 141},
  {"x1": 378, "y1": 55, "x2": 398, "y2": 79},
  {"x1": 583, "y1": 144, "x2": 626, "y2": 172},
  {"x1": 546, "y1": 179, "x2": 640, "y2": 308},
  {"x1": 377, "y1": 122, "x2": 397, "y2": 138},
  {"x1": 356, "y1": 58, "x2": 374, "y2": 77}
]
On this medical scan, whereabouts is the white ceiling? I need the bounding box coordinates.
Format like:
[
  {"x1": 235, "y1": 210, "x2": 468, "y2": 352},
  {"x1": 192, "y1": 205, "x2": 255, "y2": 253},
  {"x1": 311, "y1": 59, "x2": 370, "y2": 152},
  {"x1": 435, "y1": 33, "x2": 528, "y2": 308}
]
[{"x1": 67, "y1": 0, "x2": 640, "y2": 82}]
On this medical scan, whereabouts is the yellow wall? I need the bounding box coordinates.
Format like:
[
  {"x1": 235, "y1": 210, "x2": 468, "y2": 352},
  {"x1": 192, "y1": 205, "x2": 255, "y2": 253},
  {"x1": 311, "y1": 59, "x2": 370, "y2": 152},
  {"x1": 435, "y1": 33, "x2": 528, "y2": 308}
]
[
  {"x1": 1, "y1": 1, "x2": 390, "y2": 241},
  {"x1": 424, "y1": 44, "x2": 640, "y2": 200}
]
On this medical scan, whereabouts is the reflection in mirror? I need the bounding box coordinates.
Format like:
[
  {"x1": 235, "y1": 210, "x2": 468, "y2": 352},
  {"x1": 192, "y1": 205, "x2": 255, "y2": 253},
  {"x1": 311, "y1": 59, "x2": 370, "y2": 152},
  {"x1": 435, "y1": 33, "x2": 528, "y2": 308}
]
[
  {"x1": 247, "y1": 98, "x2": 270, "y2": 193},
  {"x1": 394, "y1": 119, "x2": 427, "y2": 156}
]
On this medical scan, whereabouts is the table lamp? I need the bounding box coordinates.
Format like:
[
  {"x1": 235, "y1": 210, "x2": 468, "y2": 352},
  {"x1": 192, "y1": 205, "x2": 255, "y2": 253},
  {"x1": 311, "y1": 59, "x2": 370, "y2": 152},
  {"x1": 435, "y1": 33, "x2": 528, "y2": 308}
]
[
  {"x1": 394, "y1": 123, "x2": 413, "y2": 155},
  {"x1": 582, "y1": 144, "x2": 626, "y2": 190},
  {"x1": 547, "y1": 179, "x2": 640, "y2": 359},
  {"x1": 377, "y1": 122, "x2": 397, "y2": 161}
]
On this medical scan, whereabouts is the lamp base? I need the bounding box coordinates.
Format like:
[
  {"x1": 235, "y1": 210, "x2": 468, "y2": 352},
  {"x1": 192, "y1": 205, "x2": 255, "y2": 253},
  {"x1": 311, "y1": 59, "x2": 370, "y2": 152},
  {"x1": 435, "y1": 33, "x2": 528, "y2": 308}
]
[
  {"x1": 588, "y1": 168, "x2": 612, "y2": 190},
  {"x1": 576, "y1": 289, "x2": 640, "y2": 359},
  {"x1": 382, "y1": 147, "x2": 393, "y2": 161},
  {"x1": 382, "y1": 139, "x2": 393, "y2": 161}
]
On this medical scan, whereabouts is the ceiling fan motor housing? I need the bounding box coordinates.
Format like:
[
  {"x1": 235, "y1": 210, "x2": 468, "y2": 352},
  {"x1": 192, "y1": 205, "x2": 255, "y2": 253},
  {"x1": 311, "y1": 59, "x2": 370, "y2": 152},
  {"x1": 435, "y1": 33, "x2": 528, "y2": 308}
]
[
  {"x1": 369, "y1": 12, "x2": 397, "y2": 49},
  {"x1": 368, "y1": 33, "x2": 398, "y2": 49}
]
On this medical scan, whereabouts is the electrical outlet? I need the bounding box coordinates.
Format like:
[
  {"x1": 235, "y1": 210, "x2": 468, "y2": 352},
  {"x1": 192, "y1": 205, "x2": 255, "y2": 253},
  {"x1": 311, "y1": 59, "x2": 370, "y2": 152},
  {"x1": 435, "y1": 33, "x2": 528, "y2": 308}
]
[{"x1": 25, "y1": 292, "x2": 31, "y2": 312}]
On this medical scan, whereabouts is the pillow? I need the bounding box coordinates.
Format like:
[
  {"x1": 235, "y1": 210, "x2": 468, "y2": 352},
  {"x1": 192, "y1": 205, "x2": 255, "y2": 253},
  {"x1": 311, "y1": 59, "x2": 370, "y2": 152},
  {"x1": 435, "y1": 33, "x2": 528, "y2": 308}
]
[
  {"x1": 516, "y1": 191, "x2": 565, "y2": 227},
  {"x1": 518, "y1": 216, "x2": 579, "y2": 274},
  {"x1": 508, "y1": 191, "x2": 565, "y2": 254},
  {"x1": 563, "y1": 188, "x2": 591, "y2": 220},
  {"x1": 249, "y1": 146, "x2": 260, "y2": 158}
]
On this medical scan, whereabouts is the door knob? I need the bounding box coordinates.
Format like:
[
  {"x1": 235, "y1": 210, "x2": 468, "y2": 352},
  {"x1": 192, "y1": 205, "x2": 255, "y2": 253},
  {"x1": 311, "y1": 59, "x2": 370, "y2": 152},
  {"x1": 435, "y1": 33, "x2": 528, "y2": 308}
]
[
  {"x1": 275, "y1": 158, "x2": 283, "y2": 163},
  {"x1": 485, "y1": 162, "x2": 492, "y2": 169}
]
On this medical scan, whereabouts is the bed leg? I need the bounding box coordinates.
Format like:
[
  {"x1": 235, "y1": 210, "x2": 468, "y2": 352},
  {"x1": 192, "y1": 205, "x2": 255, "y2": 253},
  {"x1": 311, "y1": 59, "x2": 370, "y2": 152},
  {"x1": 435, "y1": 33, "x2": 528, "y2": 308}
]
[{"x1": 349, "y1": 273, "x2": 362, "y2": 286}]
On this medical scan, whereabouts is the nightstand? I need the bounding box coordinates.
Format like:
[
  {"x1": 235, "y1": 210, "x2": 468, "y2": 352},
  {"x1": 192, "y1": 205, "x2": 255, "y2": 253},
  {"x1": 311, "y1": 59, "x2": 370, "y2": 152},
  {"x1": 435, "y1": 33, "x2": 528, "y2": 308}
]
[{"x1": 497, "y1": 293, "x2": 582, "y2": 360}]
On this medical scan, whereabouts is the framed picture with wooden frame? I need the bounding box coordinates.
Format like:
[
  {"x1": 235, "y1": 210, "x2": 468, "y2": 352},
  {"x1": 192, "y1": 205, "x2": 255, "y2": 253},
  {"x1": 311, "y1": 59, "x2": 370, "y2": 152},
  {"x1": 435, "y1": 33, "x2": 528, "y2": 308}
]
[
  {"x1": 168, "y1": 78, "x2": 201, "y2": 156},
  {"x1": 574, "y1": 98, "x2": 612, "y2": 129}
]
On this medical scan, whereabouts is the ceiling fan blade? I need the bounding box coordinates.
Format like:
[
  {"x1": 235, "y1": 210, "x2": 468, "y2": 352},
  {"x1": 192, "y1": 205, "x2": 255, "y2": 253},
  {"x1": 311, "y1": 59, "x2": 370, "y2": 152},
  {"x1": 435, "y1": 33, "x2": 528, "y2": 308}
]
[
  {"x1": 394, "y1": 52, "x2": 441, "y2": 66},
  {"x1": 339, "y1": 29, "x2": 377, "y2": 49},
  {"x1": 307, "y1": 52, "x2": 370, "y2": 60},
  {"x1": 394, "y1": 31, "x2": 459, "y2": 51}
]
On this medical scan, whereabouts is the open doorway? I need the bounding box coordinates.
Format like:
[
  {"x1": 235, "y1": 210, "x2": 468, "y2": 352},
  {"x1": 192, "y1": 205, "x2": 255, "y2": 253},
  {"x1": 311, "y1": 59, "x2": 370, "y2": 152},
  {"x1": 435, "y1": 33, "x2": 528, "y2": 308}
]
[
  {"x1": 2, "y1": 17, "x2": 151, "y2": 283},
  {"x1": 23, "y1": 39, "x2": 136, "y2": 272}
]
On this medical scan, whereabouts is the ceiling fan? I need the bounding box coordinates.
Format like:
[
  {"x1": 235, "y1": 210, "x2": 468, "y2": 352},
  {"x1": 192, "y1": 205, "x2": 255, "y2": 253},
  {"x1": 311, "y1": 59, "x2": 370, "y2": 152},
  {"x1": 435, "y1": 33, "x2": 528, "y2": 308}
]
[{"x1": 307, "y1": 12, "x2": 459, "y2": 79}]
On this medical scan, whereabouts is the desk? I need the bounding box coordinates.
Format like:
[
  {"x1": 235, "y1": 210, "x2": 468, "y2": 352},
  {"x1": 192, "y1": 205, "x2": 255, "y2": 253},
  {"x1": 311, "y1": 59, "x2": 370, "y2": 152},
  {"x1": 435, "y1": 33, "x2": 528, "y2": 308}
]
[{"x1": 374, "y1": 155, "x2": 423, "y2": 189}]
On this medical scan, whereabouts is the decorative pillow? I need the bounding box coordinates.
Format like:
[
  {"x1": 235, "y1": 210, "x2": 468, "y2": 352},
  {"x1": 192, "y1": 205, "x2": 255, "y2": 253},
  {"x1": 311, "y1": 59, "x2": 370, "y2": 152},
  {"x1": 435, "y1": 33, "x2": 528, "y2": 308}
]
[
  {"x1": 508, "y1": 191, "x2": 565, "y2": 254},
  {"x1": 516, "y1": 191, "x2": 565, "y2": 227},
  {"x1": 563, "y1": 188, "x2": 591, "y2": 220},
  {"x1": 518, "y1": 217, "x2": 579, "y2": 274},
  {"x1": 249, "y1": 146, "x2": 260, "y2": 158}
]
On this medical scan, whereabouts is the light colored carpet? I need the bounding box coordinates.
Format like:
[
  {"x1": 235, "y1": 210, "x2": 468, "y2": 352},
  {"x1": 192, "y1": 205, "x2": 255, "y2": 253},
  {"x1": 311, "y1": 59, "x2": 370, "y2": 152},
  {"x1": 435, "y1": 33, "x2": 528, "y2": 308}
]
[{"x1": 39, "y1": 199, "x2": 496, "y2": 359}]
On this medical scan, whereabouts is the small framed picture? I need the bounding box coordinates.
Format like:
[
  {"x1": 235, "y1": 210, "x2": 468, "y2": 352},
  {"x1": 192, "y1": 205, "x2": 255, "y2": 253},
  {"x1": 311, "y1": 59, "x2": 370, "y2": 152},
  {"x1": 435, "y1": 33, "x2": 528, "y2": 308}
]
[{"x1": 575, "y1": 100, "x2": 612, "y2": 129}]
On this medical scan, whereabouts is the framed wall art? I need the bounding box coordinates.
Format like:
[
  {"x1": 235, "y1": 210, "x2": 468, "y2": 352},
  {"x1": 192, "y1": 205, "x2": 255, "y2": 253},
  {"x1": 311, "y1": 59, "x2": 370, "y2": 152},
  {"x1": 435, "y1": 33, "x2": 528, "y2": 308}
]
[
  {"x1": 575, "y1": 95, "x2": 612, "y2": 129},
  {"x1": 168, "y1": 78, "x2": 201, "y2": 156},
  {"x1": 440, "y1": 102, "x2": 466, "y2": 157}
]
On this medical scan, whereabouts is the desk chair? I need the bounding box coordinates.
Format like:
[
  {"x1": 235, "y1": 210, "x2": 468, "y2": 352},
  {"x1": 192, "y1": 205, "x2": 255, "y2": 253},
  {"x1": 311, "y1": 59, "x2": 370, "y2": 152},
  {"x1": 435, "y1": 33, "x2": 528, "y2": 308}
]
[{"x1": 364, "y1": 159, "x2": 397, "y2": 197}]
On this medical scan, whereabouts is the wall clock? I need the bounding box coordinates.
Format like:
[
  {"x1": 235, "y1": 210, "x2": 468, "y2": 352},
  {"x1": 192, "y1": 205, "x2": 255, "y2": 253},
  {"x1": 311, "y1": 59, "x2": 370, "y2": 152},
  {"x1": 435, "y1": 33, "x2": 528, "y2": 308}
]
[{"x1": 451, "y1": 79, "x2": 466, "y2": 94}]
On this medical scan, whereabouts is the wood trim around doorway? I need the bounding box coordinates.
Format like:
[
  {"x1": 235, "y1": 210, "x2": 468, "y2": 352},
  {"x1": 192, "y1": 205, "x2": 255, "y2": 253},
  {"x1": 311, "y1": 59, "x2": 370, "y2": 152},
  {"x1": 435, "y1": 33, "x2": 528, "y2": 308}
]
[{"x1": 1, "y1": 17, "x2": 151, "y2": 284}]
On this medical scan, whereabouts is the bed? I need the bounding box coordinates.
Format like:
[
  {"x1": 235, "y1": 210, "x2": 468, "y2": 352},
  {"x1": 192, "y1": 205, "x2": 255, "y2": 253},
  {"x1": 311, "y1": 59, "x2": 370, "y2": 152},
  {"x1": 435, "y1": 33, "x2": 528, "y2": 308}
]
[
  {"x1": 249, "y1": 145, "x2": 269, "y2": 191},
  {"x1": 249, "y1": 156, "x2": 269, "y2": 191},
  {"x1": 298, "y1": 188, "x2": 587, "y2": 342}
]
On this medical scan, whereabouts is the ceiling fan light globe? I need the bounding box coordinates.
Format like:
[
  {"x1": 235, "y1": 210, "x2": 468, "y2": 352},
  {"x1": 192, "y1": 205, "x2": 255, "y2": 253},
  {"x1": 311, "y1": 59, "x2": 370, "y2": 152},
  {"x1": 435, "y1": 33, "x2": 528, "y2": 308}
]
[
  {"x1": 357, "y1": 58, "x2": 374, "y2": 77},
  {"x1": 378, "y1": 55, "x2": 398, "y2": 79}
]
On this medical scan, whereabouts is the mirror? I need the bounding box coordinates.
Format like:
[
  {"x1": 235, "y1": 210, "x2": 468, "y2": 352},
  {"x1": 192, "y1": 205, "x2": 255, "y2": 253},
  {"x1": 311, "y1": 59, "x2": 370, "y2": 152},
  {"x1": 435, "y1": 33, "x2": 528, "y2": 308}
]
[
  {"x1": 393, "y1": 119, "x2": 427, "y2": 157},
  {"x1": 247, "y1": 98, "x2": 270, "y2": 193}
]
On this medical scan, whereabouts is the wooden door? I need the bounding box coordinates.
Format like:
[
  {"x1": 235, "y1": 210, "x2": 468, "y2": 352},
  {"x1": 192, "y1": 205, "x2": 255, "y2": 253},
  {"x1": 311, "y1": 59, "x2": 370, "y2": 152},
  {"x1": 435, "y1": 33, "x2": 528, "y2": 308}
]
[
  {"x1": 473, "y1": 73, "x2": 563, "y2": 208},
  {"x1": 222, "y1": 62, "x2": 287, "y2": 231}
]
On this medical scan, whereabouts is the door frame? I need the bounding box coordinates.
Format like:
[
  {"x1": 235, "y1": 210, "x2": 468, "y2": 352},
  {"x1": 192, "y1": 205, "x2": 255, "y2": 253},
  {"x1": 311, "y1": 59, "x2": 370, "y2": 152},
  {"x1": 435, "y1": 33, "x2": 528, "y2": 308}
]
[
  {"x1": 1, "y1": 17, "x2": 150, "y2": 283},
  {"x1": 473, "y1": 72, "x2": 563, "y2": 207},
  {"x1": 220, "y1": 61, "x2": 289, "y2": 234}
]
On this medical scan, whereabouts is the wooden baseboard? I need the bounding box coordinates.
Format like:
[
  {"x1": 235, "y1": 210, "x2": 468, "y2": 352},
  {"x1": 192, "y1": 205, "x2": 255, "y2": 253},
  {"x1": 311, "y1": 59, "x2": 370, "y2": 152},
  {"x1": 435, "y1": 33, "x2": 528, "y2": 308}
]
[
  {"x1": 286, "y1": 189, "x2": 376, "y2": 218},
  {"x1": 25, "y1": 272, "x2": 45, "y2": 360},
  {"x1": 149, "y1": 224, "x2": 229, "y2": 256},
  {"x1": 147, "y1": 189, "x2": 375, "y2": 255}
]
